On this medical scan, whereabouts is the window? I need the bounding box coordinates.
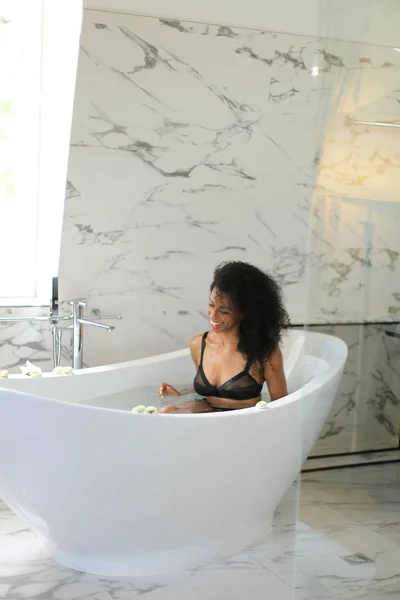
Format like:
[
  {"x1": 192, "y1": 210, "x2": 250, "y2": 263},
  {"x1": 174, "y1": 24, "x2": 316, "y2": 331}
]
[
  {"x1": 0, "y1": 0, "x2": 82, "y2": 304},
  {"x1": 0, "y1": 2, "x2": 42, "y2": 299}
]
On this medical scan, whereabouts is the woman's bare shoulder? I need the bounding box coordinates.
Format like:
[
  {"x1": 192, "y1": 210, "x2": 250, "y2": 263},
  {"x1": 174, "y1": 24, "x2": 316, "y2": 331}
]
[
  {"x1": 190, "y1": 334, "x2": 204, "y2": 351},
  {"x1": 189, "y1": 334, "x2": 205, "y2": 365}
]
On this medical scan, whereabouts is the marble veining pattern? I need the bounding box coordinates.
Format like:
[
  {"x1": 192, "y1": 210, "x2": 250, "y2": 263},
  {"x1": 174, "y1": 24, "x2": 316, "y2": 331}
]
[
  {"x1": 1, "y1": 318, "x2": 397, "y2": 457},
  {"x1": 309, "y1": 323, "x2": 400, "y2": 455},
  {"x1": 0, "y1": 464, "x2": 399, "y2": 599},
  {"x1": 1, "y1": 11, "x2": 400, "y2": 463},
  {"x1": 0, "y1": 308, "x2": 53, "y2": 374},
  {"x1": 61, "y1": 10, "x2": 400, "y2": 368},
  {"x1": 308, "y1": 195, "x2": 400, "y2": 322}
]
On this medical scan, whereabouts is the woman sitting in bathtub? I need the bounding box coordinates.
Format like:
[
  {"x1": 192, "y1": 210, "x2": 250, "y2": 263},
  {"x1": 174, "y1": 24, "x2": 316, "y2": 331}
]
[{"x1": 158, "y1": 261, "x2": 290, "y2": 413}]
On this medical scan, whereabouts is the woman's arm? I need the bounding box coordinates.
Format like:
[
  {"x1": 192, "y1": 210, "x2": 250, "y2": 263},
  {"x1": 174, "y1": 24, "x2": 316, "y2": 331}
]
[
  {"x1": 158, "y1": 335, "x2": 202, "y2": 397},
  {"x1": 264, "y1": 347, "x2": 288, "y2": 401},
  {"x1": 176, "y1": 335, "x2": 202, "y2": 395}
]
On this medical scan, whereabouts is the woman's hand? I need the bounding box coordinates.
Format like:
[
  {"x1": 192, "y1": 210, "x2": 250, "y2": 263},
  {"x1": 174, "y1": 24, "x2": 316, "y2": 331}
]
[{"x1": 158, "y1": 383, "x2": 180, "y2": 398}]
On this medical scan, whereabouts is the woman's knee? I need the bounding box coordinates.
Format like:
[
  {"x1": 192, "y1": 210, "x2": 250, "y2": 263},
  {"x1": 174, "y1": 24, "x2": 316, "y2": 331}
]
[
  {"x1": 159, "y1": 400, "x2": 212, "y2": 414},
  {"x1": 159, "y1": 404, "x2": 179, "y2": 413}
]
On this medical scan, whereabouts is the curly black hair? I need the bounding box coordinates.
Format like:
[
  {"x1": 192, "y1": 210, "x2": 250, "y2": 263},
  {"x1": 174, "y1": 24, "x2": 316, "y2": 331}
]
[{"x1": 210, "y1": 261, "x2": 290, "y2": 364}]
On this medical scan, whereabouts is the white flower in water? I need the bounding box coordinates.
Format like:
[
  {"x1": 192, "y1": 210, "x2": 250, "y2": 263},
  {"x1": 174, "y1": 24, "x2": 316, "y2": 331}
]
[
  {"x1": 256, "y1": 400, "x2": 269, "y2": 409},
  {"x1": 53, "y1": 366, "x2": 64, "y2": 375},
  {"x1": 145, "y1": 406, "x2": 157, "y2": 415},
  {"x1": 62, "y1": 366, "x2": 74, "y2": 375},
  {"x1": 29, "y1": 371, "x2": 43, "y2": 378},
  {"x1": 0, "y1": 369, "x2": 9, "y2": 378},
  {"x1": 132, "y1": 405, "x2": 146, "y2": 413},
  {"x1": 21, "y1": 360, "x2": 42, "y2": 377}
]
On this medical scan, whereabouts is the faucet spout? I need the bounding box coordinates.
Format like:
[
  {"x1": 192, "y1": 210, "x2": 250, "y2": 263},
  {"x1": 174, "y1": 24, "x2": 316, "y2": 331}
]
[{"x1": 78, "y1": 318, "x2": 115, "y2": 331}]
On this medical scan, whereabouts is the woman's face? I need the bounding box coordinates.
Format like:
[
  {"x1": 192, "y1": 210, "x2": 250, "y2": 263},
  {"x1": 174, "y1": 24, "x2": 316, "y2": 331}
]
[{"x1": 208, "y1": 287, "x2": 242, "y2": 333}]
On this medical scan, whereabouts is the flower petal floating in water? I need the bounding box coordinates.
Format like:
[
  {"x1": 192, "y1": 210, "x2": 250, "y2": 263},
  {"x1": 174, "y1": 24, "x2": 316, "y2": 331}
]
[
  {"x1": 21, "y1": 361, "x2": 42, "y2": 377},
  {"x1": 256, "y1": 400, "x2": 269, "y2": 409},
  {"x1": 53, "y1": 366, "x2": 64, "y2": 375},
  {"x1": 62, "y1": 366, "x2": 74, "y2": 375},
  {"x1": 132, "y1": 405, "x2": 146, "y2": 413},
  {"x1": 0, "y1": 369, "x2": 9, "y2": 378},
  {"x1": 145, "y1": 406, "x2": 157, "y2": 415}
]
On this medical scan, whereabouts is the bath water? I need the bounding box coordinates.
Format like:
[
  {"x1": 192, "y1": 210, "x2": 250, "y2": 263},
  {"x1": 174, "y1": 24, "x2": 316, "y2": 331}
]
[
  {"x1": 81, "y1": 386, "x2": 274, "y2": 412},
  {"x1": 78, "y1": 356, "x2": 325, "y2": 412},
  {"x1": 82, "y1": 385, "x2": 200, "y2": 411}
]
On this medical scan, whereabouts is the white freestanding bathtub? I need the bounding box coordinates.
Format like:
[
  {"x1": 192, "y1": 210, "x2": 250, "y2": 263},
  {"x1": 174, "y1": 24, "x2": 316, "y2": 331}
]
[{"x1": 0, "y1": 329, "x2": 347, "y2": 576}]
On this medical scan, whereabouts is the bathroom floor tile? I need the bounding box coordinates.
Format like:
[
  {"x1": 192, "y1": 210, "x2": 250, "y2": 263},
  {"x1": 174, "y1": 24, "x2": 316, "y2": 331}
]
[
  {"x1": 0, "y1": 502, "x2": 27, "y2": 538},
  {"x1": 301, "y1": 464, "x2": 400, "y2": 524},
  {"x1": 99, "y1": 559, "x2": 297, "y2": 600},
  {"x1": 0, "y1": 560, "x2": 111, "y2": 600},
  {"x1": 245, "y1": 467, "x2": 400, "y2": 600},
  {"x1": 0, "y1": 531, "x2": 50, "y2": 578},
  {"x1": 249, "y1": 522, "x2": 400, "y2": 599},
  {"x1": 356, "y1": 517, "x2": 400, "y2": 545},
  {"x1": 0, "y1": 525, "x2": 111, "y2": 599},
  {"x1": 0, "y1": 463, "x2": 399, "y2": 600},
  {"x1": 305, "y1": 577, "x2": 400, "y2": 600}
]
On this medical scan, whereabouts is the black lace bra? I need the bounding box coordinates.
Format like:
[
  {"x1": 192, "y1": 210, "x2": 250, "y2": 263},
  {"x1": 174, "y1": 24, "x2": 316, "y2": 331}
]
[{"x1": 193, "y1": 332, "x2": 263, "y2": 401}]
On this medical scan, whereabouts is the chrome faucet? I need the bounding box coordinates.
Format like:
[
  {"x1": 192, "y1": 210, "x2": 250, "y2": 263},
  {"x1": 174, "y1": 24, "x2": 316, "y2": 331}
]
[
  {"x1": 0, "y1": 277, "x2": 122, "y2": 369},
  {"x1": 70, "y1": 300, "x2": 116, "y2": 369}
]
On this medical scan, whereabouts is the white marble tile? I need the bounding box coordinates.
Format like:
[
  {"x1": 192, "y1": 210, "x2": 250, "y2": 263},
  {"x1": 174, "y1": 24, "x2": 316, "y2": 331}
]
[
  {"x1": 302, "y1": 462, "x2": 400, "y2": 493},
  {"x1": 341, "y1": 580, "x2": 400, "y2": 600},
  {"x1": 0, "y1": 502, "x2": 111, "y2": 599},
  {"x1": 0, "y1": 568, "x2": 112, "y2": 600},
  {"x1": 0, "y1": 307, "x2": 53, "y2": 374},
  {"x1": 0, "y1": 531, "x2": 50, "y2": 573},
  {"x1": 307, "y1": 194, "x2": 400, "y2": 323},
  {"x1": 0, "y1": 500, "x2": 28, "y2": 537},
  {"x1": 0, "y1": 542, "x2": 111, "y2": 599},
  {"x1": 301, "y1": 464, "x2": 400, "y2": 523},
  {"x1": 61, "y1": 11, "x2": 400, "y2": 371},
  {"x1": 1, "y1": 5, "x2": 399, "y2": 487},
  {"x1": 0, "y1": 507, "x2": 296, "y2": 600},
  {"x1": 357, "y1": 517, "x2": 400, "y2": 546},
  {"x1": 1, "y1": 464, "x2": 399, "y2": 600},
  {"x1": 99, "y1": 559, "x2": 298, "y2": 600},
  {"x1": 250, "y1": 526, "x2": 400, "y2": 599},
  {"x1": 1, "y1": 9, "x2": 398, "y2": 463},
  {"x1": 52, "y1": 10, "x2": 400, "y2": 461},
  {"x1": 308, "y1": 324, "x2": 400, "y2": 455}
]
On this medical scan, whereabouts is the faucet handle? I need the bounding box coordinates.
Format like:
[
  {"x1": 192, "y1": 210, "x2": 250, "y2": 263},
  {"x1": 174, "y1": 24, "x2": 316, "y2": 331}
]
[
  {"x1": 90, "y1": 308, "x2": 122, "y2": 320},
  {"x1": 70, "y1": 300, "x2": 87, "y2": 308}
]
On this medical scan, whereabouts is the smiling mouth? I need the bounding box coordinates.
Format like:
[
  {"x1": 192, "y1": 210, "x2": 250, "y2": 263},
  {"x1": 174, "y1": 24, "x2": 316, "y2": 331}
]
[{"x1": 210, "y1": 320, "x2": 223, "y2": 327}]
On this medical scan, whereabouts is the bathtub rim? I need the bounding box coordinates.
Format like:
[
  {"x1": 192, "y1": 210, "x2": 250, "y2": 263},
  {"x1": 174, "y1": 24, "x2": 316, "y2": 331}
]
[
  {"x1": 1, "y1": 328, "x2": 343, "y2": 380},
  {"x1": 0, "y1": 331, "x2": 348, "y2": 419}
]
